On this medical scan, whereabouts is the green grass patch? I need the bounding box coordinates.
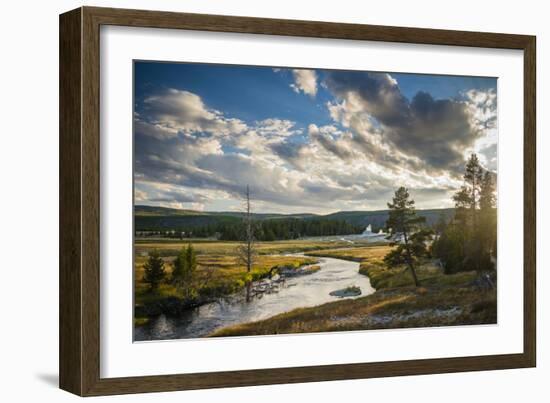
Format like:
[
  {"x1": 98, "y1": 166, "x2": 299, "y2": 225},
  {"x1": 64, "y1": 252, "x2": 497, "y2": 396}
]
[
  {"x1": 134, "y1": 242, "x2": 319, "y2": 306},
  {"x1": 359, "y1": 260, "x2": 478, "y2": 290},
  {"x1": 134, "y1": 317, "x2": 150, "y2": 327}
]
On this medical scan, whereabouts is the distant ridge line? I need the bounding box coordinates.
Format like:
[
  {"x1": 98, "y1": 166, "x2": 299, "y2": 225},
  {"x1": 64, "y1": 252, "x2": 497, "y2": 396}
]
[
  {"x1": 135, "y1": 204, "x2": 454, "y2": 217},
  {"x1": 134, "y1": 205, "x2": 455, "y2": 232}
]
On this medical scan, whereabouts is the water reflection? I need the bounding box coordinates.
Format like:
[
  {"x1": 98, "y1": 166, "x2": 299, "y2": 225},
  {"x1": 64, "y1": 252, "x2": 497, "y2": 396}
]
[{"x1": 135, "y1": 256, "x2": 374, "y2": 341}]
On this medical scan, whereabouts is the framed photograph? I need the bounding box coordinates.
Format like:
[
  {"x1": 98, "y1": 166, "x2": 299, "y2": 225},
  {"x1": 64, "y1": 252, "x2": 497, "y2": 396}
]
[{"x1": 59, "y1": 6, "x2": 536, "y2": 396}]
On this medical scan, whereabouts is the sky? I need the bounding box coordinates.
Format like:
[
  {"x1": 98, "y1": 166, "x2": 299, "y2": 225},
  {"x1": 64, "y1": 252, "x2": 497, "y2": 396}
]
[{"x1": 134, "y1": 61, "x2": 497, "y2": 214}]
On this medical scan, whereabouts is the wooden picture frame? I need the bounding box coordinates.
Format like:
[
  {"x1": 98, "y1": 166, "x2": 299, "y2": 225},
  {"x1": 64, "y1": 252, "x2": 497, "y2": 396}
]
[{"x1": 59, "y1": 6, "x2": 536, "y2": 396}]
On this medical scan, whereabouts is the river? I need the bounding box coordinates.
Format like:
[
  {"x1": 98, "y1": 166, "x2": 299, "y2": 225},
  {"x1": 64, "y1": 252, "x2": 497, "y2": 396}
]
[{"x1": 134, "y1": 255, "x2": 375, "y2": 341}]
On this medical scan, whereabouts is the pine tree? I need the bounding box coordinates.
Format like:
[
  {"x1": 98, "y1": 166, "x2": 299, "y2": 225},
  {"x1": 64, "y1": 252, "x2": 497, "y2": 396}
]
[
  {"x1": 479, "y1": 171, "x2": 496, "y2": 212},
  {"x1": 143, "y1": 249, "x2": 166, "y2": 293},
  {"x1": 434, "y1": 212, "x2": 448, "y2": 237},
  {"x1": 172, "y1": 243, "x2": 198, "y2": 300},
  {"x1": 433, "y1": 154, "x2": 497, "y2": 273},
  {"x1": 431, "y1": 222, "x2": 467, "y2": 274},
  {"x1": 453, "y1": 153, "x2": 483, "y2": 226},
  {"x1": 452, "y1": 153, "x2": 484, "y2": 271},
  {"x1": 479, "y1": 171, "x2": 497, "y2": 270},
  {"x1": 384, "y1": 187, "x2": 431, "y2": 287},
  {"x1": 465, "y1": 154, "x2": 484, "y2": 204}
]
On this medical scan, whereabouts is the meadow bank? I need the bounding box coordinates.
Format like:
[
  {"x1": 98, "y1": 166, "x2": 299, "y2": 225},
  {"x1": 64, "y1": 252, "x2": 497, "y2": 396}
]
[
  {"x1": 133, "y1": 240, "x2": 359, "y2": 324},
  {"x1": 210, "y1": 245, "x2": 496, "y2": 337}
]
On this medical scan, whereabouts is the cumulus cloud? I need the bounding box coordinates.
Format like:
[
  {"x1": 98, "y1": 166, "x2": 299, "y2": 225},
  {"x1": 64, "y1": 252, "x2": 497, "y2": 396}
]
[
  {"x1": 465, "y1": 88, "x2": 498, "y2": 139},
  {"x1": 290, "y1": 69, "x2": 318, "y2": 97},
  {"x1": 326, "y1": 72, "x2": 409, "y2": 126},
  {"x1": 478, "y1": 143, "x2": 498, "y2": 171},
  {"x1": 134, "y1": 76, "x2": 496, "y2": 213},
  {"x1": 134, "y1": 118, "x2": 178, "y2": 140},
  {"x1": 256, "y1": 118, "x2": 302, "y2": 138},
  {"x1": 324, "y1": 71, "x2": 496, "y2": 176},
  {"x1": 135, "y1": 182, "x2": 211, "y2": 210},
  {"x1": 142, "y1": 89, "x2": 247, "y2": 137},
  {"x1": 308, "y1": 124, "x2": 353, "y2": 160},
  {"x1": 233, "y1": 119, "x2": 303, "y2": 162}
]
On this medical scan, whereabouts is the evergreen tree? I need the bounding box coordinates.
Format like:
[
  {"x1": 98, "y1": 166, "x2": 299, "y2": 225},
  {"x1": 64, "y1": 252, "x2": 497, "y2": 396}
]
[
  {"x1": 384, "y1": 187, "x2": 431, "y2": 287},
  {"x1": 479, "y1": 171, "x2": 497, "y2": 269},
  {"x1": 434, "y1": 212, "x2": 448, "y2": 237},
  {"x1": 433, "y1": 154, "x2": 497, "y2": 273},
  {"x1": 432, "y1": 222, "x2": 467, "y2": 274},
  {"x1": 452, "y1": 154, "x2": 483, "y2": 271},
  {"x1": 172, "y1": 243, "x2": 198, "y2": 300},
  {"x1": 479, "y1": 171, "x2": 496, "y2": 212},
  {"x1": 464, "y1": 153, "x2": 484, "y2": 214},
  {"x1": 143, "y1": 249, "x2": 166, "y2": 293},
  {"x1": 453, "y1": 154, "x2": 483, "y2": 226}
]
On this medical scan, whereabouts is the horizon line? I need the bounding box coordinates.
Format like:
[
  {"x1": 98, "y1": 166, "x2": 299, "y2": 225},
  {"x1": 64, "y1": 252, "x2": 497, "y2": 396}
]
[{"x1": 134, "y1": 204, "x2": 456, "y2": 215}]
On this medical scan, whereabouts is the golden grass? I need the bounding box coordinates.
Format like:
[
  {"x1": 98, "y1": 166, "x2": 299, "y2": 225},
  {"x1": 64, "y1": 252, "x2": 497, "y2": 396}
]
[
  {"x1": 135, "y1": 239, "x2": 356, "y2": 257},
  {"x1": 359, "y1": 260, "x2": 478, "y2": 289},
  {"x1": 135, "y1": 240, "x2": 496, "y2": 338},
  {"x1": 305, "y1": 245, "x2": 392, "y2": 262},
  {"x1": 134, "y1": 317, "x2": 150, "y2": 327},
  {"x1": 209, "y1": 242, "x2": 494, "y2": 337},
  {"x1": 135, "y1": 254, "x2": 317, "y2": 281},
  {"x1": 211, "y1": 285, "x2": 496, "y2": 337},
  {"x1": 305, "y1": 244, "x2": 478, "y2": 291},
  {"x1": 134, "y1": 241, "x2": 319, "y2": 305}
]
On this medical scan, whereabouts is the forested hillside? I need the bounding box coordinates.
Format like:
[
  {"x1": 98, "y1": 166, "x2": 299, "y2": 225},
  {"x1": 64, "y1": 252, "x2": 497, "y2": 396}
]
[{"x1": 134, "y1": 205, "x2": 454, "y2": 241}]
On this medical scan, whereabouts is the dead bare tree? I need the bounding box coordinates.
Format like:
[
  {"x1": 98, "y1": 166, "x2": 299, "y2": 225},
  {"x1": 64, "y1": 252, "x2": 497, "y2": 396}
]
[{"x1": 236, "y1": 185, "x2": 257, "y2": 302}]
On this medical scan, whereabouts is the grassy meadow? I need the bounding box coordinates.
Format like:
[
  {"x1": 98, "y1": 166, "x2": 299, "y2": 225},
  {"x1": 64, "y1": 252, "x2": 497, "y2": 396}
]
[
  {"x1": 135, "y1": 239, "x2": 496, "y2": 335},
  {"x1": 305, "y1": 244, "x2": 391, "y2": 262},
  {"x1": 131, "y1": 61, "x2": 499, "y2": 341},
  {"x1": 210, "y1": 243, "x2": 495, "y2": 337},
  {"x1": 134, "y1": 239, "x2": 358, "y2": 322}
]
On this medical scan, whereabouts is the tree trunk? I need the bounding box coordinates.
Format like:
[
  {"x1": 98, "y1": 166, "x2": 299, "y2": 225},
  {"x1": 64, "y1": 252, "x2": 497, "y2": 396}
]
[
  {"x1": 403, "y1": 230, "x2": 420, "y2": 287},
  {"x1": 244, "y1": 185, "x2": 254, "y2": 302},
  {"x1": 407, "y1": 260, "x2": 420, "y2": 287},
  {"x1": 471, "y1": 177, "x2": 481, "y2": 272}
]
